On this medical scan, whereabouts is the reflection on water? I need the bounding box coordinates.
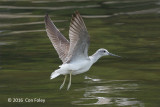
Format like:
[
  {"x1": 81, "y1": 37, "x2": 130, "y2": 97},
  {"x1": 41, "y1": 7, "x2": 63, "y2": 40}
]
[
  {"x1": 32, "y1": 0, "x2": 91, "y2": 3},
  {"x1": 82, "y1": 15, "x2": 111, "y2": 18},
  {"x1": 0, "y1": 42, "x2": 9, "y2": 46},
  {"x1": 0, "y1": 5, "x2": 100, "y2": 10},
  {"x1": 73, "y1": 77, "x2": 143, "y2": 106},
  {"x1": 0, "y1": 21, "x2": 44, "y2": 27},
  {"x1": 8, "y1": 29, "x2": 46, "y2": 34},
  {"x1": 0, "y1": 20, "x2": 66, "y2": 27},
  {"x1": 114, "y1": 8, "x2": 160, "y2": 15},
  {"x1": 4, "y1": 29, "x2": 64, "y2": 35},
  {"x1": 0, "y1": 13, "x2": 44, "y2": 18},
  {"x1": 0, "y1": 42, "x2": 14, "y2": 46},
  {"x1": 84, "y1": 76, "x2": 102, "y2": 82},
  {"x1": 116, "y1": 98, "x2": 144, "y2": 106}
]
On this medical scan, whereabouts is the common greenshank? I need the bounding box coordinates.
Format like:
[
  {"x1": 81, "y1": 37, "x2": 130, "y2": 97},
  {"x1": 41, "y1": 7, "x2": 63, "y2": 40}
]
[{"x1": 45, "y1": 11, "x2": 120, "y2": 90}]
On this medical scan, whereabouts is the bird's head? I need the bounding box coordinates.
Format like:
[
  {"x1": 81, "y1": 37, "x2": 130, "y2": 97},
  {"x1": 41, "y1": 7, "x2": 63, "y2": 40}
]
[{"x1": 97, "y1": 48, "x2": 121, "y2": 57}]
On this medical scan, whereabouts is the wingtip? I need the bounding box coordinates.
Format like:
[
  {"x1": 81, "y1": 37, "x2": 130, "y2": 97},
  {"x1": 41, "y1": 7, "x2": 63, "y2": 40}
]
[
  {"x1": 71, "y1": 10, "x2": 81, "y2": 20},
  {"x1": 75, "y1": 10, "x2": 79, "y2": 13},
  {"x1": 45, "y1": 13, "x2": 49, "y2": 19},
  {"x1": 45, "y1": 13, "x2": 51, "y2": 25},
  {"x1": 74, "y1": 10, "x2": 80, "y2": 16}
]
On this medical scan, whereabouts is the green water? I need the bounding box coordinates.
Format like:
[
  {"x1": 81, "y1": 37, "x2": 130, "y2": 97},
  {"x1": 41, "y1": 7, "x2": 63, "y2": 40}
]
[{"x1": 0, "y1": 0, "x2": 160, "y2": 107}]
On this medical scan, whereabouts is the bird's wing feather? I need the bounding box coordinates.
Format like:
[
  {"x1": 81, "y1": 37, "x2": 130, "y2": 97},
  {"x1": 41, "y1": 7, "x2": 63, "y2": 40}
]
[
  {"x1": 66, "y1": 11, "x2": 90, "y2": 63},
  {"x1": 45, "y1": 14, "x2": 70, "y2": 63}
]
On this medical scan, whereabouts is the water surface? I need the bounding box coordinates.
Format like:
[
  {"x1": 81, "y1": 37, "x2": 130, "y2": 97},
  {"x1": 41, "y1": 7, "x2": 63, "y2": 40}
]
[{"x1": 0, "y1": 0, "x2": 160, "y2": 107}]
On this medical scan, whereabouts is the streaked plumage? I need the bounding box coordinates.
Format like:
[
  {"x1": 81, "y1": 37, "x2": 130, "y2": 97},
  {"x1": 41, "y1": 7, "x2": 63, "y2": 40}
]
[{"x1": 45, "y1": 11, "x2": 120, "y2": 90}]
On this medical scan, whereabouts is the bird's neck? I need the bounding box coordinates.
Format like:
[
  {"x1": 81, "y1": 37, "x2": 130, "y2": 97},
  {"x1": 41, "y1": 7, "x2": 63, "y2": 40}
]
[{"x1": 89, "y1": 51, "x2": 102, "y2": 64}]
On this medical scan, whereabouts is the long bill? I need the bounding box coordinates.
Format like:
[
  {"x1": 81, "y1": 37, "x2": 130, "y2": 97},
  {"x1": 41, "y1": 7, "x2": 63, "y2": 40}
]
[{"x1": 109, "y1": 53, "x2": 121, "y2": 57}]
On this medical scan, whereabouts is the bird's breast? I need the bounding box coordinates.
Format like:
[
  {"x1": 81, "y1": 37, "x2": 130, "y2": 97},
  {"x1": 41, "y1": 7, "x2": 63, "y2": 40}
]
[
  {"x1": 59, "y1": 59, "x2": 92, "y2": 75},
  {"x1": 70, "y1": 59, "x2": 92, "y2": 75}
]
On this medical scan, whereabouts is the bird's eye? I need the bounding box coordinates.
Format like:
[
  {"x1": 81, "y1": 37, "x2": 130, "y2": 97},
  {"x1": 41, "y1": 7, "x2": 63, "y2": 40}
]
[{"x1": 103, "y1": 51, "x2": 106, "y2": 53}]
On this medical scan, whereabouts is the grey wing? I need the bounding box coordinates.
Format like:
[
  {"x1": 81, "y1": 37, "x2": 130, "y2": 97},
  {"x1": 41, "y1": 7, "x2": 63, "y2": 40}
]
[
  {"x1": 45, "y1": 14, "x2": 70, "y2": 63},
  {"x1": 66, "y1": 11, "x2": 90, "y2": 63}
]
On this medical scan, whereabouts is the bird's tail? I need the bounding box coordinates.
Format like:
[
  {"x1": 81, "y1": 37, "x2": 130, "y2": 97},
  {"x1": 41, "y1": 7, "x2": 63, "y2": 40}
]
[{"x1": 50, "y1": 69, "x2": 61, "y2": 79}]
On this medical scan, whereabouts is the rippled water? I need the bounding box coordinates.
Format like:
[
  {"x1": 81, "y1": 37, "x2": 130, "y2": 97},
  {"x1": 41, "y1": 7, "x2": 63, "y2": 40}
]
[{"x1": 0, "y1": 0, "x2": 160, "y2": 107}]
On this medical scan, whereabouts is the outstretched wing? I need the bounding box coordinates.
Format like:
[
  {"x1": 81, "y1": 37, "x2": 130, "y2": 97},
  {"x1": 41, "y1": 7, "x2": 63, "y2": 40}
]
[
  {"x1": 45, "y1": 14, "x2": 70, "y2": 63},
  {"x1": 66, "y1": 11, "x2": 90, "y2": 63}
]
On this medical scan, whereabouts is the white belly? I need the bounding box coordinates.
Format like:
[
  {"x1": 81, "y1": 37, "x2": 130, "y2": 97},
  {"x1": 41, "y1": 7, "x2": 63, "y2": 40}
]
[{"x1": 58, "y1": 59, "x2": 92, "y2": 75}]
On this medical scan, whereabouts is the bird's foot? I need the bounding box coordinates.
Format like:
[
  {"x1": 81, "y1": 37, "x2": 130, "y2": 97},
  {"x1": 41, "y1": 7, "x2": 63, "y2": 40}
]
[
  {"x1": 59, "y1": 75, "x2": 67, "y2": 90},
  {"x1": 67, "y1": 72, "x2": 72, "y2": 90}
]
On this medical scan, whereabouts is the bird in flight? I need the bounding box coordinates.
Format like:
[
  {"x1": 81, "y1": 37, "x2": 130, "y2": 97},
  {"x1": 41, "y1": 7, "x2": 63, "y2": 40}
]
[{"x1": 45, "y1": 11, "x2": 120, "y2": 90}]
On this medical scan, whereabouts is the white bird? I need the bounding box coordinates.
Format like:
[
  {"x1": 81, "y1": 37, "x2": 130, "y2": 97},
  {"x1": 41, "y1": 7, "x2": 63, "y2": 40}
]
[{"x1": 45, "y1": 11, "x2": 120, "y2": 90}]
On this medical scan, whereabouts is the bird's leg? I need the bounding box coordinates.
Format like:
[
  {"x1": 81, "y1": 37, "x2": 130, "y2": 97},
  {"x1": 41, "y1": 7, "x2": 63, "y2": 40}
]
[
  {"x1": 60, "y1": 75, "x2": 67, "y2": 90},
  {"x1": 67, "y1": 71, "x2": 73, "y2": 90}
]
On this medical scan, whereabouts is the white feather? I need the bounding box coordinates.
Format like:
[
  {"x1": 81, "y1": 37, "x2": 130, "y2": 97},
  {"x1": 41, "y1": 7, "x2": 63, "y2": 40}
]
[{"x1": 50, "y1": 70, "x2": 60, "y2": 79}]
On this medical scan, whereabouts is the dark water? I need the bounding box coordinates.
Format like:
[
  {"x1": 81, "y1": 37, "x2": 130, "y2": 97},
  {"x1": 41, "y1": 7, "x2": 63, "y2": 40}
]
[{"x1": 0, "y1": 0, "x2": 160, "y2": 107}]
